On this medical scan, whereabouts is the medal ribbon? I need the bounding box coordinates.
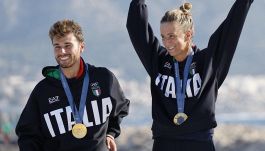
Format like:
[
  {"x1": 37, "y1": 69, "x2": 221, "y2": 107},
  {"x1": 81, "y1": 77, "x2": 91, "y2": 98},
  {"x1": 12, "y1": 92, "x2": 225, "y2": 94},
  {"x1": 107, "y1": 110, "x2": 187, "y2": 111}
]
[
  {"x1": 174, "y1": 54, "x2": 193, "y2": 113},
  {"x1": 60, "y1": 64, "x2": 89, "y2": 123}
]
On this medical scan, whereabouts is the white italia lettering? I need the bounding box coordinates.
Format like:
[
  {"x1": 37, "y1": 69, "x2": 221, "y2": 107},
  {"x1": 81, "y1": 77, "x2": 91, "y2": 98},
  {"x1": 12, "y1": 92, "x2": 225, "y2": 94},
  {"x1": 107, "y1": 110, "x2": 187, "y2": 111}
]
[
  {"x1": 44, "y1": 113, "x2": 56, "y2": 137},
  {"x1": 186, "y1": 79, "x2": 193, "y2": 98},
  {"x1": 91, "y1": 100, "x2": 101, "y2": 125},
  {"x1": 50, "y1": 109, "x2": 66, "y2": 134},
  {"x1": 82, "y1": 106, "x2": 93, "y2": 127},
  {"x1": 43, "y1": 97, "x2": 113, "y2": 137},
  {"x1": 161, "y1": 75, "x2": 168, "y2": 90},
  {"x1": 165, "y1": 76, "x2": 176, "y2": 98},
  {"x1": 155, "y1": 73, "x2": 162, "y2": 85},
  {"x1": 193, "y1": 73, "x2": 202, "y2": 96},
  {"x1": 102, "y1": 97, "x2": 113, "y2": 123},
  {"x1": 155, "y1": 73, "x2": 202, "y2": 99},
  {"x1": 66, "y1": 106, "x2": 75, "y2": 131}
]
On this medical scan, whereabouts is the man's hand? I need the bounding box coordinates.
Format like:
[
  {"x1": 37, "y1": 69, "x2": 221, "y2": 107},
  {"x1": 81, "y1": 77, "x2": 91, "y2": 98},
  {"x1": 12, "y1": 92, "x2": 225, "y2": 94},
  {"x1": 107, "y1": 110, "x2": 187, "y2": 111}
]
[{"x1": 106, "y1": 135, "x2": 117, "y2": 151}]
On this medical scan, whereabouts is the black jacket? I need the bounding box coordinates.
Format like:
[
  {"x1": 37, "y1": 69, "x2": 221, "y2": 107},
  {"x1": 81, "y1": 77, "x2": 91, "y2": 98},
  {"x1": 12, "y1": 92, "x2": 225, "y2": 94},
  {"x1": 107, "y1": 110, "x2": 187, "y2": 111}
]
[
  {"x1": 16, "y1": 61, "x2": 130, "y2": 151},
  {"x1": 127, "y1": 0, "x2": 253, "y2": 139}
]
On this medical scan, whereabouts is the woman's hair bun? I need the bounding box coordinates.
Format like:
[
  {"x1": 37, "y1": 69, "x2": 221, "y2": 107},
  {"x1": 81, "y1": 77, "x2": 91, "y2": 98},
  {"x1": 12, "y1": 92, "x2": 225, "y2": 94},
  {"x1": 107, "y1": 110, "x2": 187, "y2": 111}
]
[{"x1": 180, "y1": 3, "x2": 192, "y2": 13}]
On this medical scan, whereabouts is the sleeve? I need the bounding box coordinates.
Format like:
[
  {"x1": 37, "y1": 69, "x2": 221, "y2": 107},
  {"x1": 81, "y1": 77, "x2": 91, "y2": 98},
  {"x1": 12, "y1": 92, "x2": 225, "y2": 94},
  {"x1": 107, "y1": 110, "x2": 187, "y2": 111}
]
[
  {"x1": 126, "y1": 0, "x2": 163, "y2": 77},
  {"x1": 15, "y1": 88, "x2": 44, "y2": 151},
  {"x1": 206, "y1": 0, "x2": 254, "y2": 87},
  {"x1": 106, "y1": 71, "x2": 130, "y2": 138}
]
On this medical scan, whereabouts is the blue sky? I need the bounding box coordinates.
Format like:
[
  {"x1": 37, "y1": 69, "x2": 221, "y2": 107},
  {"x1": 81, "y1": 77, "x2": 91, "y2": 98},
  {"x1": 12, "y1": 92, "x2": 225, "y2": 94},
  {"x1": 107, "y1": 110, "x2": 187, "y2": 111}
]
[
  {"x1": 0, "y1": 0, "x2": 264, "y2": 80},
  {"x1": 0, "y1": 0, "x2": 265, "y2": 132}
]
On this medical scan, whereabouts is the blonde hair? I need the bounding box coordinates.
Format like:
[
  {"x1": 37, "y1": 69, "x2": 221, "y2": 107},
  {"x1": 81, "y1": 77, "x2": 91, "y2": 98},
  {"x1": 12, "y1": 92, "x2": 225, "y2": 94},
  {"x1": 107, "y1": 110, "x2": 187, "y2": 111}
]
[
  {"x1": 161, "y1": 3, "x2": 194, "y2": 34},
  {"x1": 49, "y1": 19, "x2": 84, "y2": 43}
]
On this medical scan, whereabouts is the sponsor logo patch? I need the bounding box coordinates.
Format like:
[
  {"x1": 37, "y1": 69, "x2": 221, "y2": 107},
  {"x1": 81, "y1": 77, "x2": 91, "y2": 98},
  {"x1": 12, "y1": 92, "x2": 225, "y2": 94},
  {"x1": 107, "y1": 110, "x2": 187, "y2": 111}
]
[
  {"x1": 164, "y1": 62, "x2": 172, "y2": 70},
  {"x1": 48, "y1": 96, "x2": 60, "y2": 104}
]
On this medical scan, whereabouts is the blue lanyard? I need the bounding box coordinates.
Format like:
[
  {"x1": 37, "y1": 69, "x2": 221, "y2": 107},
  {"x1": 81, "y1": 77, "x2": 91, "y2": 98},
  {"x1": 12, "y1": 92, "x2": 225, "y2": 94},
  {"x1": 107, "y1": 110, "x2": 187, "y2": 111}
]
[
  {"x1": 174, "y1": 55, "x2": 193, "y2": 113},
  {"x1": 60, "y1": 64, "x2": 89, "y2": 123}
]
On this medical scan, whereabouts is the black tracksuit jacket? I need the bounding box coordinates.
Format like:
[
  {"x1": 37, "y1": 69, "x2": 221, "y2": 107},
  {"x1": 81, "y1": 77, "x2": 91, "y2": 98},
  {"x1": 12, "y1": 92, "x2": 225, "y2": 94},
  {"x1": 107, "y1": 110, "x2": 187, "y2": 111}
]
[
  {"x1": 16, "y1": 61, "x2": 130, "y2": 151},
  {"x1": 127, "y1": 0, "x2": 253, "y2": 139}
]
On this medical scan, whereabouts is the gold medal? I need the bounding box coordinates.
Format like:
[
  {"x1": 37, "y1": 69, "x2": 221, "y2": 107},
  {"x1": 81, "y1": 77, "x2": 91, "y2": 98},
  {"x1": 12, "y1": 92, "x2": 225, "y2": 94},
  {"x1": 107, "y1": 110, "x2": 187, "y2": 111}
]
[
  {"x1": 72, "y1": 123, "x2": 87, "y2": 139},
  {"x1": 173, "y1": 113, "x2": 188, "y2": 125}
]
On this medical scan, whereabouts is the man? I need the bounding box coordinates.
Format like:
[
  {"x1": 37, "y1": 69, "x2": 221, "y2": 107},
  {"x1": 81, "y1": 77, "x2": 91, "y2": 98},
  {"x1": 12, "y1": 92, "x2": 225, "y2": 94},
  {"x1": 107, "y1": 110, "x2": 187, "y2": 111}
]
[{"x1": 16, "y1": 19, "x2": 130, "y2": 151}]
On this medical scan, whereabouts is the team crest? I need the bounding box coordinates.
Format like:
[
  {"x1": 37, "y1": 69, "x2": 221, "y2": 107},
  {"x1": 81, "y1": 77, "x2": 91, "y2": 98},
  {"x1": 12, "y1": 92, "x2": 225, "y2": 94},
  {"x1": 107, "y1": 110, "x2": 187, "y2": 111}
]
[
  {"x1": 91, "y1": 82, "x2": 101, "y2": 97},
  {"x1": 190, "y1": 62, "x2": 196, "y2": 75}
]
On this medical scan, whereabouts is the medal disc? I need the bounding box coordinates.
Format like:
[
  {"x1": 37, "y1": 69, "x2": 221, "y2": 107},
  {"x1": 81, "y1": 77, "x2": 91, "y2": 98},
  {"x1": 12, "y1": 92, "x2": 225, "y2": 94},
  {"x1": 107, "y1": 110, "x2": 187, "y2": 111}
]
[
  {"x1": 72, "y1": 123, "x2": 87, "y2": 139},
  {"x1": 173, "y1": 113, "x2": 188, "y2": 125}
]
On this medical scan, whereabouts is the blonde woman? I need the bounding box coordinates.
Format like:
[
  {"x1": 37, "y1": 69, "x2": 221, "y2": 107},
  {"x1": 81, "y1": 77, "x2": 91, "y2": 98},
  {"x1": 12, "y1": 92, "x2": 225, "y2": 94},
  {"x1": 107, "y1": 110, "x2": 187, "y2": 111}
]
[{"x1": 127, "y1": 0, "x2": 253, "y2": 150}]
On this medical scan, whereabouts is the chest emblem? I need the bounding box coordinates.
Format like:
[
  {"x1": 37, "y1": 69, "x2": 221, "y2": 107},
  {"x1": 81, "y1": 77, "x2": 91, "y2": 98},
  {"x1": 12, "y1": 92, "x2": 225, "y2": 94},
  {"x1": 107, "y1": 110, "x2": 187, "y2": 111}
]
[
  {"x1": 163, "y1": 62, "x2": 172, "y2": 70},
  {"x1": 91, "y1": 82, "x2": 101, "y2": 97},
  {"x1": 190, "y1": 62, "x2": 197, "y2": 75},
  {"x1": 48, "y1": 96, "x2": 60, "y2": 104}
]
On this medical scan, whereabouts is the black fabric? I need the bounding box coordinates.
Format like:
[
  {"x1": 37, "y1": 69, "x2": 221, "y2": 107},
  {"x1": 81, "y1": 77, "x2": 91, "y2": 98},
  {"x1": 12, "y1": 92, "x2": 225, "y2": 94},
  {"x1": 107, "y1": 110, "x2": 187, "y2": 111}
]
[
  {"x1": 153, "y1": 138, "x2": 215, "y2": 151},
  {"x1": 127, "y1": 0, "x2": 253, "y2": 140},
  {"x1": 16, "y1": 62, "x2": 130, "y2": 151}
]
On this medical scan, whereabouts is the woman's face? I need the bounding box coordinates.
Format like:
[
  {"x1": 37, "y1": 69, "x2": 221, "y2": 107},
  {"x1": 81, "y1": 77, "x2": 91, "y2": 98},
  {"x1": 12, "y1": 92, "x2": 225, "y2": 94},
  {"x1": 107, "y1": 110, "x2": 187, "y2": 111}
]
[{"x1": 160, "y1": 22, "x2": 191, "y2": 60}]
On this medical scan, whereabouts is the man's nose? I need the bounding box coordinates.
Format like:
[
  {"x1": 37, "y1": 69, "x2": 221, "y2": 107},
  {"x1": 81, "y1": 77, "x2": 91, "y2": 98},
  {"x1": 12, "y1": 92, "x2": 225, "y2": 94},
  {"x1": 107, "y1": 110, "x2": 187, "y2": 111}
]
[{"x1": 61, "y1": 48, "x2": 66, "y2": 53}]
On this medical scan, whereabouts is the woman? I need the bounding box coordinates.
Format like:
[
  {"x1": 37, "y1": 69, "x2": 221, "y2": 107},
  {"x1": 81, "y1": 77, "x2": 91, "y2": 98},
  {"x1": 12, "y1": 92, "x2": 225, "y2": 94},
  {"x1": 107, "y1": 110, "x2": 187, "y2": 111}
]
[{"x1": 127, "y1": 0, "x2": 253, "y2": 150}]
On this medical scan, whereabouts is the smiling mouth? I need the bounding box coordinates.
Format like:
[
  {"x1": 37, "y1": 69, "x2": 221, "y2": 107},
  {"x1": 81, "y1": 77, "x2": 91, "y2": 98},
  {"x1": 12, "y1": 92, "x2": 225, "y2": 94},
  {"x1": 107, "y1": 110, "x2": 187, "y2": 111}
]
[
  {"x1": 167, "y1": 47, "x2": 175, "y2": 51},
  {"x1": 59, "y1": 55, "x2": 70, "y2": 61}
]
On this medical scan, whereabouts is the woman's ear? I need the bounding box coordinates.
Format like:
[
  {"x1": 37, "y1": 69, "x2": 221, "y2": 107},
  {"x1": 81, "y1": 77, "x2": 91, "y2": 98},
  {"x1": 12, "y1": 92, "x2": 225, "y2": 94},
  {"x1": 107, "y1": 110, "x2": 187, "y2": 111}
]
[{"x1": 185, "y1": 30, "x2": 192, "y2": 41}]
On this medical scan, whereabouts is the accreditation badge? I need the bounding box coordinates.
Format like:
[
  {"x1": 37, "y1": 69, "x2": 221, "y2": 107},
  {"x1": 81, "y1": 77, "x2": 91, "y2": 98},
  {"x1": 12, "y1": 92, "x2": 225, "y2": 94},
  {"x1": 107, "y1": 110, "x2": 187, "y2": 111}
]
[
  {"x1": 72, "y1": 123, "x2": 87, "y2": 139},
  {"x1": 173, "y1": 113, "x2": 188, "y2": 125}
]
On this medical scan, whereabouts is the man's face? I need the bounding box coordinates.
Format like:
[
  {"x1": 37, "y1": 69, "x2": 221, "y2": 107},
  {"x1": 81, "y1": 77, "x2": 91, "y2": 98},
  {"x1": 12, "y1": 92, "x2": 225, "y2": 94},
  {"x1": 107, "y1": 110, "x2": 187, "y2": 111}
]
[{"x1": 52, "y1": 33, "x2": 84, "y2": 69}]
